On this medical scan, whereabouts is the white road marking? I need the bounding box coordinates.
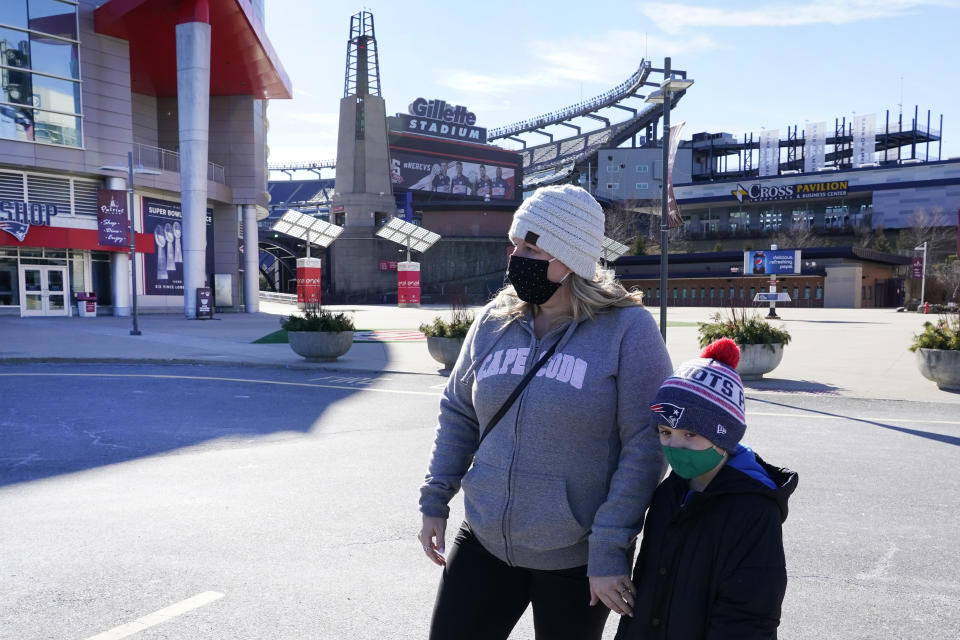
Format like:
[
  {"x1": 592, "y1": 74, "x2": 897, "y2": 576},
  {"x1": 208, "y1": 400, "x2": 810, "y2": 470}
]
[
  {"x1": 0, "y1": 373, "x2": 438, "y2": 397},
  {"x1": 856, "y1": 543, "x2": 899, "y2": 580},
  {"x1": 749, "y1": 410, "x2": 960, "y2": 426},
  {"x1": 83, "y1": 591, "x2": 224, "y2": 640}
]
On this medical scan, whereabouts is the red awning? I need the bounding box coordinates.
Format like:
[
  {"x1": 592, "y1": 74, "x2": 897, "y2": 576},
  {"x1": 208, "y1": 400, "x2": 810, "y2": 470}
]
[
  {"x1": 0, "y1": 227, "x2": 155, "y2": 253},
  {"x1": 94, "y1": 0, "x2": 292, "y2": 99}
]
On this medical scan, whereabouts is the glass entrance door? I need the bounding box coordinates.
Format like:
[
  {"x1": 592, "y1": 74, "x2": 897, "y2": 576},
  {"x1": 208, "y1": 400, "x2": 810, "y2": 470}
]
[{"x1": 18, "y1": 265, "x2": 70, "y2": 317}]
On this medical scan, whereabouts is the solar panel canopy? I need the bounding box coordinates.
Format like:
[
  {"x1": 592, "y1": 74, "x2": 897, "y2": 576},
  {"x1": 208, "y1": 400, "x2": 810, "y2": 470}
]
[
  {"x1": 271, "y1": 210, "x2": 343, "y2": 248},
  {"x1": 601, "y1": 236, "x2": 630, "y2": 262},
  {"x1": 375, "y1": 217, "x2": 441, "y2": 253}
]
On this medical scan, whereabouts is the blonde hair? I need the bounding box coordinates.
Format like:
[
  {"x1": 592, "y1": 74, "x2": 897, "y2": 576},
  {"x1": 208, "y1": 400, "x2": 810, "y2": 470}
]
[{"x1": 489, "y1": 266, "x2": 643, "y2": 327}]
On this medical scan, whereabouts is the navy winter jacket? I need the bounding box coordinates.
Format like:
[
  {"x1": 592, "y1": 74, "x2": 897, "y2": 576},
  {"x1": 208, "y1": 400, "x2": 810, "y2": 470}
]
[{"x1": 616, "y1": 450, "x2": 798, "y2": 640}]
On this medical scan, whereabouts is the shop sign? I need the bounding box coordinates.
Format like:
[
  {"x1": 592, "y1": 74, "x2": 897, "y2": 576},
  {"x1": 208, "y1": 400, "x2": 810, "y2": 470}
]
[
  {"x1": 731, "y1": 180, "x2": 848, "y2": 203},
  {"x1": 743, "y1": 249, "x2": 801, "y2": 275},
  {"x1": 397, "y1": 97, "x2": 487, "y2": 143},
  {"x1": 0, "y1": 200, "x2": 58, "y2": 241},
  {"x1": 97, "y1": 189, "x2": 128, "y2": 247},
  {"x1": 378, "y1": 260, "x2": 398, "y2": 271}
]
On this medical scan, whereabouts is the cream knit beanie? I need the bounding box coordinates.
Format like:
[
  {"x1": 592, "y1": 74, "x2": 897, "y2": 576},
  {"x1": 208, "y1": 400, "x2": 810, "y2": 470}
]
[{"x1": 507, "y1": 185, "x2": 604, "y2": 279}]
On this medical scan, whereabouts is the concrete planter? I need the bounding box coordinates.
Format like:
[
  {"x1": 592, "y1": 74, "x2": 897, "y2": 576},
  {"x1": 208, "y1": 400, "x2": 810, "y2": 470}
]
[
  {"x1": 736, "y1": 343, "x2": 785, "y2": 380},
  {"x1": 915, "y1": 348, "x2": 960, "y2": 391},
  {"x1": 426, "y1": 336, "x2": 465, "y2": 370},
  {"x1": 287, "y1": 330, "x2": 354, "y2": 362}
]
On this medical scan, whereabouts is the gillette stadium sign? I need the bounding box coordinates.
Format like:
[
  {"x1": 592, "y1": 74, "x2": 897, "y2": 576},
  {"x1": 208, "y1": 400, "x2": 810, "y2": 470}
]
[
  {"x1": 731, "y1": 180, "x2": 848, "y2": 203},
  {"x1": 394, "y1": 97, "x2": 487, "y2": 143}
]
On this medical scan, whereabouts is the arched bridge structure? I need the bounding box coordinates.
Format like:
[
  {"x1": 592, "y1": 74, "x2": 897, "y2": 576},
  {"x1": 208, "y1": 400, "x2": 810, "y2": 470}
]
[{"x1": 487, "y1": 60, "x2": 690, "y2": 189}]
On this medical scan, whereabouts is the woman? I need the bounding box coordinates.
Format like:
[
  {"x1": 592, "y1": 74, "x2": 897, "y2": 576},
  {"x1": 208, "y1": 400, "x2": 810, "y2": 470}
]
[{"x1": 418, "y1": 184, "x2": 673, "y2": 640}]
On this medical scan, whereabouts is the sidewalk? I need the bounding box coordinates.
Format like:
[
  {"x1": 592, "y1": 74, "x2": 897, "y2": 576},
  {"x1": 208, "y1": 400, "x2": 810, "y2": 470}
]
[{"x1": 1, "y1": 301, "x2": 957, "y2": 404}]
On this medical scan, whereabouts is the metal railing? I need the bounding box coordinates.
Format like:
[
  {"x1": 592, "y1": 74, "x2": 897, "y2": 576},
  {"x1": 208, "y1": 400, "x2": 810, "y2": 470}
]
[
  {"x1": 259, "y1": 291, "x2": 297, "y2": 304},
  {"x1": 132, "y1": 143, "x2": 227, "y2": 184}
]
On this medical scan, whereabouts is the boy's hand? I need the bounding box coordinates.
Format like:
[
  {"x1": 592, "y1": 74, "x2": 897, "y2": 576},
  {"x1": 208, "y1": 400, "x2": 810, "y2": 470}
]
[{"x1": 589, "y1": 575, "x2": 635, "y2": 616}]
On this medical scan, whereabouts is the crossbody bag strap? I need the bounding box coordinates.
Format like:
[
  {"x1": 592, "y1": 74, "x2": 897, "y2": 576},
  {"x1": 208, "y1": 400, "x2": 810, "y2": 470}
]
[{"x1": 477, "y1": 339, "x2": 560, "y2": 447}]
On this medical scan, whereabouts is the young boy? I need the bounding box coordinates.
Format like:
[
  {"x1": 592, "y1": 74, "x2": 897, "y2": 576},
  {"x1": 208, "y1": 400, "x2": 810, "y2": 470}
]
[{"x1": 615, "y1": 338, "x2": 798, "y2": 640}]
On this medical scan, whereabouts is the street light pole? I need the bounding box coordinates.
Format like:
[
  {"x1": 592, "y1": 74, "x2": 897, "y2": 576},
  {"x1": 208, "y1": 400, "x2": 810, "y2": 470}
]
[
  {"x1": 101, "y1": 156, "x2": 160, "y2": 336},
  {"x1": 126, "y1": 151, "x2": 140, "y2": 335},
  {"x1": 916, "y1": 241, "x2": 928, "y2": 306},
  {"x1": 658, "y1": 57, "x2": 672, "y2": 341}
]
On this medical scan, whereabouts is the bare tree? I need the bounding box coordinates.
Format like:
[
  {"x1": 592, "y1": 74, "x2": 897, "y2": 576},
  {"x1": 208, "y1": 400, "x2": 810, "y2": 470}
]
[
  {"x1": 931, "y1": 255, "x2": 960, "y2": 304},
  {"x1": 769, "y1": 219, "x2": 825, "y2": 249},
  {"x1": 895, "y1": 207, "x2": 955, "y2": 254},
  {"x1": 604, "y1": 198, "x2": 659, "y2": 255}
]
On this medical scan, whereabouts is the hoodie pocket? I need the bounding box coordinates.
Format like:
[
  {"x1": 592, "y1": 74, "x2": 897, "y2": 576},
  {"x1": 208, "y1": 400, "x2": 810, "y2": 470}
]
[
  {"x1": 508, "y1": 471, "x2": 588, "y2": 553},
  {"x1": 461, "y1": 459, "x2": 507, "y2": 542}
]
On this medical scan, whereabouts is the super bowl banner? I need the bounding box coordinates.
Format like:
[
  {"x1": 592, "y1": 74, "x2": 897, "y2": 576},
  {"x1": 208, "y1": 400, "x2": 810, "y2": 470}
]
[
  {"x1": 852, "y1": 114, "x2": 876, "y2": 168},
  {"x1": 804, "y1": 121, "x2": 827, "y2": 173},
  {"x1": 390, "y1": 150, "x2": 518, "y2": 201},
  {"x1": 142, "y1": 197, "x2": 213, "y2": 296},
  {"x1": 759, "y1": 129, "x2": 780, "y2": 177}
]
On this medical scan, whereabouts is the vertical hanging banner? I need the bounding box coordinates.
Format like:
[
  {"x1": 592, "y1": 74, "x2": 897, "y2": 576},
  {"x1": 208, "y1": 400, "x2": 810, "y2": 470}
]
[
  {"x1": 97, "y1": 189, "x2": 128, "y2": 247},
  {"x1": 804, "y1": 121, "x2": 827, "y2": 173},
  {"x1": 852, "y1": 114, "x2": 876, "y2": 167},
  {"x1": 758, "y1": 129, "x2": 780, "y2": 176},
  {"x1": 911, "y1": 255, "x2": 924, "y2": 279},
  {"x1": 142, "y1": 198, "x2": 214, "y2": 295},
  {"x1": 666, "y1": 121, "x2": 686, "y2": 228},
  {"x1": 296, "y1": 257, "x2": 322, "y2": 306},
  {"x1": 397, "y1": 261, "x2": 421, "y2": 307}
]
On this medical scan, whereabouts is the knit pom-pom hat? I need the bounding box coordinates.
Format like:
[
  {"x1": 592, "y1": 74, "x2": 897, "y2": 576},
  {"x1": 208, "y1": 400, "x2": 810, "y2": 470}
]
[
  {"x1": 507, "y1": 185, "x2": 604, "y2": 279},
  {"x1": 650, "y1": 338, "x2": 746, "y2": 452}
]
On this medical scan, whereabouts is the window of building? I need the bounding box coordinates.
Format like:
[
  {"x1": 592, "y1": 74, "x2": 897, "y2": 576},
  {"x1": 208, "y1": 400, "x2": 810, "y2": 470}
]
[
  {"x1": 815, "y1": 284, "x2": 823, "y2": 299},
  {"x1": 607, "y1": 165, "x2": 621, "y2": 173},
  {"x1": 0, "y1": 0, "x2": 81, "y2": 147},
  {"x1": 759, "y1": 209, "x2": 782, "y2": 231},
  {"x1": 710, "y1": 287, "x2": 715, "y2": 299},
  {"x1": 606, "y1": 183, "x2": 619, "y2": 190},
  {"x1": 635, "y1": 182, "x2": 648, "y2": 190},
  {"x1": 700, "y1": 287, "x2": 706, "y2": 299},
  {"x1": 824, "y1": 205, "x2": 849, "y2": 230},
  {"x1": 729, "y1": 209, "x2": 749, "y2": 233},
  {"x1": 737, "y1": 287, "x2": 743, "y2": 300},
  {"x1": 791, "y1": 208, "x2": 814, "y2": 227},
  {"x1": 681, "y1": 288, "x2": 687, "y2": 299},
  {"x1": 645, "y1": 288, "x2": 652, "y2": 300},
  {"x1": 655, "y1": 287, "x2": 660, "y2": 299},
  {"x1": 749, "y1": 286, "x2": 756, "y2": 299},
  {"x1": 804, "y1": 285, "x2": 810, "y2": 299},
  {"x1": 672, "y1": 287, "x2": 678, "y2": 300},
  {"x1": 636, "y1": 165, "x2": 649, "y2": 173},
  {"x1": 793, "y1": 286, "x2": 799, "y2": 300}
]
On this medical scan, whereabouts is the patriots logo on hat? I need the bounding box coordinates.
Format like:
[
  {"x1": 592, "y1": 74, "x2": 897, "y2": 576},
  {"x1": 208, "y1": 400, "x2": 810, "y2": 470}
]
[
  {"x1": 0, "y1": 220, "x2": 29, "y2": 242},
  {"x1": 651, "y1": 402, "x2": 685, "y2": 427}
]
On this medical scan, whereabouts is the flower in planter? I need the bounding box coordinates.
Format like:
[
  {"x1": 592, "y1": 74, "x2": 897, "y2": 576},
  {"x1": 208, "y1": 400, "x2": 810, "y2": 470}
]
[
  {"x1": 419, "y1": 306, "x2": 475, "y2": 339},
  {"x1": 908, "y1": 315, "x2": 960, "y2": 352},
  {"x1": 697, "y1": 307, "x2": 792, "y2": 352},
  {"x1": 280, "y1": 308, "x2": 355, "y2": 333}
]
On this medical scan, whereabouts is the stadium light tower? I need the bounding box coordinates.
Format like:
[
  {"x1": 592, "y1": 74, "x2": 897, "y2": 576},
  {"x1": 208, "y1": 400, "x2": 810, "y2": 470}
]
[{"x1": 646, "y1": 57, "x2": 693, "y2": 341}]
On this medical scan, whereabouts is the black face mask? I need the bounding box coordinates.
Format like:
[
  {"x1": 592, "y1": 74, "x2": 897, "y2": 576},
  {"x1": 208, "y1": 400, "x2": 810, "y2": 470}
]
[{"x1": 507, "y1": 255, "x2": 567, "y2": 305}]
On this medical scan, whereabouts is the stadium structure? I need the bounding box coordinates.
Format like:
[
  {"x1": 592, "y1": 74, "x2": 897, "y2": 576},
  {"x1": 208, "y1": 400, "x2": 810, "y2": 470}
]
[{"x1": 265, "y1": 11, "x2": 956, "y2": 308}]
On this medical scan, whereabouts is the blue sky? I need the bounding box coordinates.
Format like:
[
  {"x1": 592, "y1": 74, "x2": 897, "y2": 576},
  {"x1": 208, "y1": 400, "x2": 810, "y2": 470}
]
[{"x1": 264, "y1": 0, "x2": 960, "y2": 168}]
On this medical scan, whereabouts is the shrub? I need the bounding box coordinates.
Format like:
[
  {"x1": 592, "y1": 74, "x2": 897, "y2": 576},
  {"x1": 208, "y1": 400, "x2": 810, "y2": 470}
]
[
  {"x1": 697, "y1": 307, "x2": 792, "y2": 351},
  {"x1": 281, "y1": 309, "x2": 355, "y2": 332},
  {"x1": 909, "y1": 315, "x2": 960, "y2": 352},
  {"x1": 420, "y1": 307, "x2": 475, "y2": 339}
]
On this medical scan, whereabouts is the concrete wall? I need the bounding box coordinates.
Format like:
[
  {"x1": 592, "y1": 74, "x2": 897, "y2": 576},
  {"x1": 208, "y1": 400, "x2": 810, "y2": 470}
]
[
  {"x1": 131, "y1": 93, "x2": 159, "y2": 148},
  {"x1": 212, "y1": 204, "x2": 240, "y2": 309},
  {"x1": 595, "y1": 147, "x2": 693, "y2": 201},
  {"x1": 825, "y1": 263, "x2": 863, "y2": 308}
]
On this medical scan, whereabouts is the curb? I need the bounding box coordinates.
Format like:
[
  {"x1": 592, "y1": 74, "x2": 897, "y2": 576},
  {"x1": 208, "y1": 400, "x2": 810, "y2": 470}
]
[{"x1": 0, "y1": 357, "x2": 449, "y2": 378}]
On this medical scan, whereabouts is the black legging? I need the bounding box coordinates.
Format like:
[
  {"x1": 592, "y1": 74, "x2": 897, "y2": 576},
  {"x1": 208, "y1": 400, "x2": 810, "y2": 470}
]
[{"x1": 429, "y1": 523, "x2": 610, "y2": 640}]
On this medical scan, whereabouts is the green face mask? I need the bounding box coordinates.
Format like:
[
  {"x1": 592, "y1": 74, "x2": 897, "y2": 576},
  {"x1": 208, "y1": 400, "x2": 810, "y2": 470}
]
[{"x1": 662, "y1": 445, "x2": 724, "y2": 479}]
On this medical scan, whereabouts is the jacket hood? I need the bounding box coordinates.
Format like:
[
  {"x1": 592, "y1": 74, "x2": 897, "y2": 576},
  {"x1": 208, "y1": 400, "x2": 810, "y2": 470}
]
[{"x1": 669, "y1": 449, "x2": 798, "y2": 523}]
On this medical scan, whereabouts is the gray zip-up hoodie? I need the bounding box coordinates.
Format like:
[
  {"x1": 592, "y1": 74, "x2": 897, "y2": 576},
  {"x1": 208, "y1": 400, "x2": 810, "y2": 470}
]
[{"x1": 419, "y1": 299, "x2": 672, "y2": 577}]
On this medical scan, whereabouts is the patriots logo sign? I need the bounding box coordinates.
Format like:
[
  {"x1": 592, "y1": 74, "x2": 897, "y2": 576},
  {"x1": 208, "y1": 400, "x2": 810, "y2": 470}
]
[
  {"x1": 651, "y1": 402, "x2": 685, "y2": 428},
  {"x1": 0, "y1": 220, "x2": 29, "y2": 242}
]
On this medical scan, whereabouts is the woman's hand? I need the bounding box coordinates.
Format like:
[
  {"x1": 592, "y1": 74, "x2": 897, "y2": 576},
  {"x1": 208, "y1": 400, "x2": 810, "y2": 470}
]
[
  {"x1": 418, "y1": 515, "x2": 447, "y2": 566},
  {"x1": 589, "y1": 575, "x2": 635, "y2": 616}
]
